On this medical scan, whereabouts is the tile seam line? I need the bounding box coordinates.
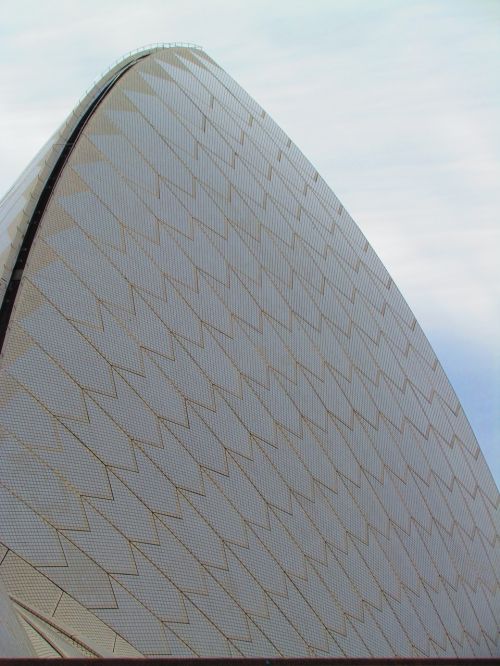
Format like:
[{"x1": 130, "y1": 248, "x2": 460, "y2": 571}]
[{"x1": 0, "y1": 48, "x2": 161, "y2": 353}]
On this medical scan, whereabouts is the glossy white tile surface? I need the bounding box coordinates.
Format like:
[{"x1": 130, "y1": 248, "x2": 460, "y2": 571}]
[{"x1": 0, "y1": 45, "x2": 498, "y2": 658}]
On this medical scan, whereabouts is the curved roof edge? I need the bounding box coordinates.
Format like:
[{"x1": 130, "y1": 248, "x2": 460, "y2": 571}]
[
  {"x1": 0, "y1": 578, "x2": 34, "y2": 657},
  {"x1": 0, "y1": 44, "x2": 205, "y2": 351}
]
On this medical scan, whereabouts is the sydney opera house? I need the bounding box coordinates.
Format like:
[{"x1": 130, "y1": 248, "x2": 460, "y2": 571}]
[{"x1": 0, "y1": 45, "x2": 498, "y2": 659}]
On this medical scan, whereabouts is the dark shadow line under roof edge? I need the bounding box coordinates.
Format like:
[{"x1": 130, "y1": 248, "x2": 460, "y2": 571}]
[{"x1": 0, "y1": 47, "x2": 169, "y2": 352}]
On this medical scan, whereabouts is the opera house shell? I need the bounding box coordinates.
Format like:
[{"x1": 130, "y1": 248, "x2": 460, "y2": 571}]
[{"x1": 0, "y1": 45, "x2": 498, "y2": 659}]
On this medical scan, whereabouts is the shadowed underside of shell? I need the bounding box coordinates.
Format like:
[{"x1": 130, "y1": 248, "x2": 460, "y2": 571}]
[{"x1": 0, "y1": 46, "x2": 498, "y2": 658}]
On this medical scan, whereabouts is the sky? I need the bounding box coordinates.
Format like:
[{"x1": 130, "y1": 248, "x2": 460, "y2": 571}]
[{"x1": 0, "y1": 0, "x2": 498, "y2": 485}]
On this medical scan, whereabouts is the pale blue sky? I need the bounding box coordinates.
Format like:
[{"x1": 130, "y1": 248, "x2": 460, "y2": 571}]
[{"x1": 0, "y1": 0, "x2": 498, "y2": 484}]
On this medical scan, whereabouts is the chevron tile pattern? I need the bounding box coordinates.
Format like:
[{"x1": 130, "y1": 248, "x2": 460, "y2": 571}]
[{"x1": 0, "y1": 46, "x2": 498, "y2": 658}]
